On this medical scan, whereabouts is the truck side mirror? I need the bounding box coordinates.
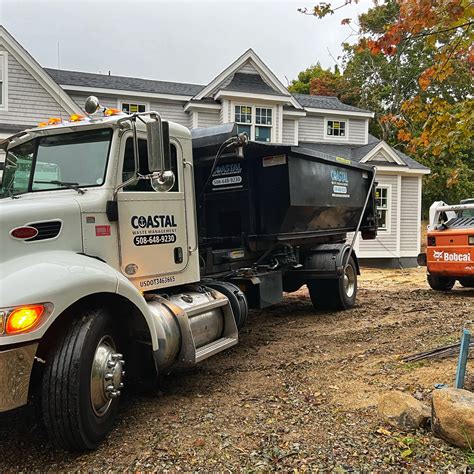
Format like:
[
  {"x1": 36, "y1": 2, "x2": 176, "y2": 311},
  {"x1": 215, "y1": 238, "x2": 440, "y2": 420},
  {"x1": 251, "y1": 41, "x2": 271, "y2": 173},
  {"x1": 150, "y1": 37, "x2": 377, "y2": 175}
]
[
  {"x1": 146, "y1": 118, "x2": 165, "y2": 173},
  {"x1": 146, "y1": 117, "x2": 175, "y2": 192}
]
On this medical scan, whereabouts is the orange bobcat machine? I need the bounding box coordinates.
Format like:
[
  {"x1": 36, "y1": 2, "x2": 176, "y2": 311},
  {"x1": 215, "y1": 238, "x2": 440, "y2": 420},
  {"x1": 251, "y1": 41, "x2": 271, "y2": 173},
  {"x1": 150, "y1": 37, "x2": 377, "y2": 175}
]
[{"x1": 418, "y1": 198, "x2": 474, "y2": 291}]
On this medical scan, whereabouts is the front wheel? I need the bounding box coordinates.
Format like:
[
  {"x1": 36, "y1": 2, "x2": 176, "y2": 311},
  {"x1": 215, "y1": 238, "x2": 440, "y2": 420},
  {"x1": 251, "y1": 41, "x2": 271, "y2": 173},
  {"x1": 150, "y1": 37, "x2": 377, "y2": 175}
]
[
  {"x1": 308, "y1": 257, "x2": 358, "y2": 311},
  {"x1": 42, "y1": 307, "x2": 125, "y2": 451},
  {"x1": 427, "y1": 275, "x2": 455, "y2": 291}
]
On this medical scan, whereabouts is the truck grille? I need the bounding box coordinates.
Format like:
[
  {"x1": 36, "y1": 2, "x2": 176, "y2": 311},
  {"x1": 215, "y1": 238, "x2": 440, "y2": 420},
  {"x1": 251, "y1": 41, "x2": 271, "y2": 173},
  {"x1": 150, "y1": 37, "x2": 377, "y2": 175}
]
[{"x1": 27, "y1": 220, "x2": 62, "y2": 241}]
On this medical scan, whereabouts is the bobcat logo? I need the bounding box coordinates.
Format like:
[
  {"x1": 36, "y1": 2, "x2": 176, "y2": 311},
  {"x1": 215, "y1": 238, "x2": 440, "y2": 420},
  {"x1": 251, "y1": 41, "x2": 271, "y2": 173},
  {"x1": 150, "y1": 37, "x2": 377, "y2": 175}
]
[{"x1": 433, "y1": 250, "x2": 444, "y2": 260}]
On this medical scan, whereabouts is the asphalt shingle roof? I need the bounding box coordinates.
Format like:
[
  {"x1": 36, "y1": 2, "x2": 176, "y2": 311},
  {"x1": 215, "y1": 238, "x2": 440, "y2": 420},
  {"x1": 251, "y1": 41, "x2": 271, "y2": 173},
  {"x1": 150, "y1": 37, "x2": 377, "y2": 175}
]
[
  {"x1": 298, "y1": 134, "x2": 428, "y2": 170},
  {"x1": 223, "y1": 73, "x2": 286, "y2": 96},
  {"x1": 45, "y1": 68, "x2": 205, "y2": 97},
  {"x1": 45, "y1": 68, "x2": 372, "y2": 115},
  {"x1": 293, "y1": 93, "x2": 372, "y2": 114}
]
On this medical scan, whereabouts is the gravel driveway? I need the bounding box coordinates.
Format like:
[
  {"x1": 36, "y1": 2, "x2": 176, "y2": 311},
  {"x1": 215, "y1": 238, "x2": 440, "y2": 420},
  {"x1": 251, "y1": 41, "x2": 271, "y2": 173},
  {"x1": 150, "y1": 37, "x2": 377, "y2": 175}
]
[{"x1": 0, "y1": 267, "x2": 472, "y2": 471}]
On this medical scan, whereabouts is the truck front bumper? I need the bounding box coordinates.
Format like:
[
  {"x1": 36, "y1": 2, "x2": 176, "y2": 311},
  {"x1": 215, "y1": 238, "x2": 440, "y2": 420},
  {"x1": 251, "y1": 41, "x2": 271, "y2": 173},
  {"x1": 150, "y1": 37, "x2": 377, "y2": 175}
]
[{"x1": 0, "y1": 343, "x2": 38, "y2": 413}]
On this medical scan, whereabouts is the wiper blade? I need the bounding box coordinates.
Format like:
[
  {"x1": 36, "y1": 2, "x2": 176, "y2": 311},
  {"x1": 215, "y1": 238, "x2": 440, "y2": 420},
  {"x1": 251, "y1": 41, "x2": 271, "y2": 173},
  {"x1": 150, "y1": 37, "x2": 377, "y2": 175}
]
[
  {"x1": 7, "y1": 188, "x2": 20, "y2": 199},
  {"x1": 34, "y1": 180, "x2": 86, "y2": 194}
]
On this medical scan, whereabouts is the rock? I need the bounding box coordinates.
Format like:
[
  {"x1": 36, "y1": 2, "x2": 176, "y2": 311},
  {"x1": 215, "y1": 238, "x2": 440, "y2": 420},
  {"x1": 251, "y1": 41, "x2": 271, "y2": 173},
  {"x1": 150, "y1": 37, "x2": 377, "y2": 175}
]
[
  {"x1": 378, "y1": 391, "x2": 431, "y2": 430},
  {"x1": 432, "y1": 388, "x2": 474, "y2": 449}
]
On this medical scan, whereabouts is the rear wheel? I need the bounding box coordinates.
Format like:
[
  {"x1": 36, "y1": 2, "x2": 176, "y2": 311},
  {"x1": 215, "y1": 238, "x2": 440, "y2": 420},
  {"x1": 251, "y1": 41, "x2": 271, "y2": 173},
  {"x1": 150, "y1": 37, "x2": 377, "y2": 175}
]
[
  {"x1": 427, "y1": 275, "x2": 455, "y2": 291},
  {"x1": 458, "y1": 277, "x2": 474, "y2": 288},
  {"x1": 308, "y1": 257, "x2": 358, "y2": 311},
  {"x1": 42, "y1": 307, "x2": 125, "y2": 451}
]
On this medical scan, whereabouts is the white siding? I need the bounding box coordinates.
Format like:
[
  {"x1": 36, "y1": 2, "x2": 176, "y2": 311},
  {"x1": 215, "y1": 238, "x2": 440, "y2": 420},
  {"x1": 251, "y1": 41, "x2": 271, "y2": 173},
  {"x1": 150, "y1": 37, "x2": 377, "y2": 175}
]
[
  {"x1": 238, "y1": 61, "x2": 259, "y2": 74},
  {"x1": 0, "y1": 44, "x2": 69, "y2": 127},
  {"x1": 150, "y1": 100, "x2": 188, "y2": 127},
  {"x1": 197, "y1": 110, "x2": 220, "y2": 128},
  {"x1": 282, "y1": 119, "x2": 295, "y2": 144},
  {"x1": 357, "y1": 174, "x2": 399, "y2": 257},
  {"x1": 298, "y1": 114, "x2": 324, "y2": 142},
  {"x1": 68, "y1": 93, "x2": 190, "y2": 128},
  {"x1": 400, "y1": 176, "x2": 420, "y2": 256},
  {"x1": 348, "y1": 118, "x2": 366, "y2": 144}
]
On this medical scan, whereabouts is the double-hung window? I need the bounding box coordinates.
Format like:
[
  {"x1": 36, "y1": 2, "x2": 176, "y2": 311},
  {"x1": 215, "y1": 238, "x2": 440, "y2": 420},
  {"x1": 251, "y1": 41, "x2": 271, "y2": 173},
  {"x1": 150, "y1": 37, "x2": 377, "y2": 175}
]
[
  {"x1": 375, "y1": 186, "x2": 390, "y2": 231},
  {"x1": 326, "y1": 120, "x2": 346, "y2": 137},
  {"x1": 0, "y1": 52, "x2": 7, "y2": 109},
  {"x1": 121, "y1": 102, "x2": 147, "y2": 114},
  {"x1": 235, "y1": 105, "x2": 273, "y2": 142}
]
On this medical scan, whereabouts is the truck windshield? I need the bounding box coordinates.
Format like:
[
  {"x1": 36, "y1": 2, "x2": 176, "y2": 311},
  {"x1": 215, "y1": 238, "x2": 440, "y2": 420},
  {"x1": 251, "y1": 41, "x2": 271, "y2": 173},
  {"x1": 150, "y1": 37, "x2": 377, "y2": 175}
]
[{"x1": 0, "y1": 128, "x2": 112, "y2": 197}]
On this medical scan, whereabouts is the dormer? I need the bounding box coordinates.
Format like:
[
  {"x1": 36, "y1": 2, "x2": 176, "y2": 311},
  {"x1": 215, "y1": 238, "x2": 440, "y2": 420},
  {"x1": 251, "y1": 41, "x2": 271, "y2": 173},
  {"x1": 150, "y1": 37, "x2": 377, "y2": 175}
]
[{"x1": 185, "y1": 49, "x2": 302, "y2": 143}]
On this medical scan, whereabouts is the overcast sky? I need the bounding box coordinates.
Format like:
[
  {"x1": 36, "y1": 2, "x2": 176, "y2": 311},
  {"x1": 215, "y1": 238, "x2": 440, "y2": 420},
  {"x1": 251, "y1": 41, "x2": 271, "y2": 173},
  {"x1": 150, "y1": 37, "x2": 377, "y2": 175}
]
[{"x1": 1, "y1": 0, "x2": 370, "y2": 87}]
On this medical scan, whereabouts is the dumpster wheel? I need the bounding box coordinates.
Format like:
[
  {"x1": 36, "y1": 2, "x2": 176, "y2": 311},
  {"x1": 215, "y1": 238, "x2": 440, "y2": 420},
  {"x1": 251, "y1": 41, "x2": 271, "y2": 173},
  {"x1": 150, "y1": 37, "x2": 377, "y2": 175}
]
[{"x1": 308, "y1": 257, "x2": 358, "y2": 311}]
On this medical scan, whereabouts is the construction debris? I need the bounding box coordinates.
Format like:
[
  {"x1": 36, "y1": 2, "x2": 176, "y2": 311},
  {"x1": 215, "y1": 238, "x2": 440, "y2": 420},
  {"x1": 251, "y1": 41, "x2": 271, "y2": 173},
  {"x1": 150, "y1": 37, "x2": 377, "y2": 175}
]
[{"x1": 403, "y1": 341, "x2": 474, "y2": 363}]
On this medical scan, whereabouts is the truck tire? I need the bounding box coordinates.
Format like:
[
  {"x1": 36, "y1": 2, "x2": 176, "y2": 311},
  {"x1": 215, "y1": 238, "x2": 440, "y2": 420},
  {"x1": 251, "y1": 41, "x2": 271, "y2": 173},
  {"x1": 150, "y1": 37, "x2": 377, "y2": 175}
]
[
  {"x1": 427, "y1": 275, "x2": 455, "y2": 291},
  {"x1": 459, "y1": 277, "x2": 474, "y2": 288},
  {"x1": 308, "y1": 257, "x2": 357, "y2": 311},
  {"x1": 42, "y1": 307, "x2": 125, "y2": 451}
]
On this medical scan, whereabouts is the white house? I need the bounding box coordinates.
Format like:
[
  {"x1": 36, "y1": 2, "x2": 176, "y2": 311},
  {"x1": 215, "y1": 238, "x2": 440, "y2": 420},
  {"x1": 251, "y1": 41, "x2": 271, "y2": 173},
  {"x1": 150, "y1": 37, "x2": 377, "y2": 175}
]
[{"x1": 0, "y1": 25, "x2": 429, "y2": 267}]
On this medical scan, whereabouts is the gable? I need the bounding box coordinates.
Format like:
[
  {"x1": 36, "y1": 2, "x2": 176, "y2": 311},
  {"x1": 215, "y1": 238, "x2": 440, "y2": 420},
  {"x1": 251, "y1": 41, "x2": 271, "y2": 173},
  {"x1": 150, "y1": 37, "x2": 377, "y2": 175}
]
[
  {"x1": 0, "y1": 26, "x2": 77, "y2": 127},
  {"x1": 194, "y1": 49, "x2": 302, "y2": 109},
  {"x1": 216, "y1": 59, "x2": 281, "y2": 96},
  {"x1": 371, "y1": 148, "x2": 394, "y2": 162},
  {"x1": 360, "y1": 141, "x2": 406, "y2": 165}
]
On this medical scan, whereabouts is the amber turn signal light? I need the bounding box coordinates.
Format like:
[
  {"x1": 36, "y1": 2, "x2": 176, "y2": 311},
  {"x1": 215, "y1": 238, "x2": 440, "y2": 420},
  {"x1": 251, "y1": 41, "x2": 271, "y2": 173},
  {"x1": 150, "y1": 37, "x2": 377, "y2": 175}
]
[
  {"x1": 104, "y1": 108, "x2": 121, "y2": 117},
  {"x1": 6, "y1": 305, "x2": 45, "y2": 334}
]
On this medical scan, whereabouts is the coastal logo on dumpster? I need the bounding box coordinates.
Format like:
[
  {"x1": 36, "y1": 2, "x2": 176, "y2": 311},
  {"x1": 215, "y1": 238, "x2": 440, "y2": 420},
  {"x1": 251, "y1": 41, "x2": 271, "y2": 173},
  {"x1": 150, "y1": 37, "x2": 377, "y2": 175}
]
[
  {"x1": 330, "y1": 168, "x2": 350, "y2": 199},
  {"x1": 433, "y1": 250, "x2": 471, "y2": 262},
  {"x1": 211, "y1": 163, "x2": 243, "y2": 190}
]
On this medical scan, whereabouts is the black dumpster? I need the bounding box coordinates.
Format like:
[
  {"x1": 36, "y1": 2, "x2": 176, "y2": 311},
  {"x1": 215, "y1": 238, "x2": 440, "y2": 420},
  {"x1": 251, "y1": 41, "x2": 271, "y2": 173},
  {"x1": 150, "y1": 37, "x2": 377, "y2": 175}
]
[{"x1": 192, "y1": 125, "x2": 377, "y2": 252}]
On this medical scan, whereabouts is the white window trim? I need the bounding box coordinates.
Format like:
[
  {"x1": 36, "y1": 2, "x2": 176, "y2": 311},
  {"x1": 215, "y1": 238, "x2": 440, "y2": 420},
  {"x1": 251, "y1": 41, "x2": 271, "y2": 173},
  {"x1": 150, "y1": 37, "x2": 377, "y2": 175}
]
[
  {"x1": 233, "y1": 102, "x2": 275, "y2": 142},
  {"x1": 376, "y1": 184, "x2": 392, "y2": 234},
  {"x1": 324, "y1": 117, "x2": 349, "y2": 141},
  {"x1": 118, "y1": 100, "x2": 150, "y2": 114},
  {"x1": 0, "y1": 51, "x2": 8, "y2": 111}
]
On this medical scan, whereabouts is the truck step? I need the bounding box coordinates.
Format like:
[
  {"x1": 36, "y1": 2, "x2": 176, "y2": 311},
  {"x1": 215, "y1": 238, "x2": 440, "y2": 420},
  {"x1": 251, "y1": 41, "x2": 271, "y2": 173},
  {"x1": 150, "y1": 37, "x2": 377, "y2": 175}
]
[
  {"x1": 185, "y1": 297, "x2": 228, "y2": 317},
  {"x1": 195, "y1": 337, "x2": 238, "y2": 363}
]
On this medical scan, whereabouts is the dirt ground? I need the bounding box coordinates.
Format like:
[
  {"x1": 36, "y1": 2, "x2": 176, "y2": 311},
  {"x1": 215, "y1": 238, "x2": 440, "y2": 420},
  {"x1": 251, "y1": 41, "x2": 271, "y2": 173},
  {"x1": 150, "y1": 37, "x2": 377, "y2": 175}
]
[{"x1": 0, "y1": 267, "x2": 473, "y2": 471}]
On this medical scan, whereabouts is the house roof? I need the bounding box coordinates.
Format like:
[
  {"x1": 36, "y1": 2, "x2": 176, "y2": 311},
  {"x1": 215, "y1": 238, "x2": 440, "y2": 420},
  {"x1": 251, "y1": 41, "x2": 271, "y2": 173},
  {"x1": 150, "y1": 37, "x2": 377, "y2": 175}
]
[
  {"x1": 223, "y1": 73, "x2": 284, "y2": 96},
  {"x1": 0, "y1": 26, "x2": 78, "y2": 114},
  {"x1": 45, "y1": 68, "x2": 204, "y2": 97},
  {"x1": 293, "y1": 93, "x2": 372, "y2": 114},
  {"x1": 298, "y1": 134, "x2": 429, "y2": 171}
]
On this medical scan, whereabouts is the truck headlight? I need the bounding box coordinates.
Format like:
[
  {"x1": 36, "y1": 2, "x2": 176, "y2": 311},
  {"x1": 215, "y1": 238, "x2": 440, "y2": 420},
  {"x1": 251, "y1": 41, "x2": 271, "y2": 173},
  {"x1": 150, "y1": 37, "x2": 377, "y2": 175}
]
[{"x1": 0, "y1": 303, "x2": 53, "y2": 336}]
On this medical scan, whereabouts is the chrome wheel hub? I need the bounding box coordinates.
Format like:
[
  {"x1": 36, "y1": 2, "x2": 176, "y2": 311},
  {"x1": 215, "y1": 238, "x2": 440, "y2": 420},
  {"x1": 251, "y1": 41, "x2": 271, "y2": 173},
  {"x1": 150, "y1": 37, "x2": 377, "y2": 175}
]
[
  {"x1": 90, "y1": 336, "x2": 125, "y2": 417},
  {"x1": 343, "y1": 264, "x2": 356, "y2": 298}
]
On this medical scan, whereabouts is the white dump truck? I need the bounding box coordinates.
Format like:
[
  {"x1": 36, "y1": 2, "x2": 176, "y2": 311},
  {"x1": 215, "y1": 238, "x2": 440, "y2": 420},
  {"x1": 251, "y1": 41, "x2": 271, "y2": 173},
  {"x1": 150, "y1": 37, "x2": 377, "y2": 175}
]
[{"x1": 0, "y1": 97, "x2": 377, "y2": 451}]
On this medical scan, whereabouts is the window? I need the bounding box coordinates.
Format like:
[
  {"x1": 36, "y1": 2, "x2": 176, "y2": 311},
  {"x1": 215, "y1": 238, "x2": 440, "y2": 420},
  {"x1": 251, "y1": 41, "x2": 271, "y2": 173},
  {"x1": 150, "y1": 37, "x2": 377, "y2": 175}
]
[
  {"x1": 121, "y1": 102, "x2": 147, "y2": 114},
  {"x1": 375, "y1": 186, "x2": 390, "y2": 231},
  {"x1": 0, "y1": 52, "x2": 7, "y2": 109},
  {"x1": 326, "y1": 120, "x2": 346, "y2": 138},
  {"x1": 235, "y1": 105, "x2": 272, "y2": 142},
  {"x1": 122, "y1": 137, "x2": 179, "y2": 192},
  {"x1": 1, "y1": 129, "x2": 112, "y2": 197}
]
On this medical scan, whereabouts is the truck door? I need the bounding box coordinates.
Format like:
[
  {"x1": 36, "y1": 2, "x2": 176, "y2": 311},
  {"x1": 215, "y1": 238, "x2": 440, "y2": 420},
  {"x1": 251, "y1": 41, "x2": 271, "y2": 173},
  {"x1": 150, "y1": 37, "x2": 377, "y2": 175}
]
[{"x1": 116, "y1": 134, "x2": 189, "y2": 283}]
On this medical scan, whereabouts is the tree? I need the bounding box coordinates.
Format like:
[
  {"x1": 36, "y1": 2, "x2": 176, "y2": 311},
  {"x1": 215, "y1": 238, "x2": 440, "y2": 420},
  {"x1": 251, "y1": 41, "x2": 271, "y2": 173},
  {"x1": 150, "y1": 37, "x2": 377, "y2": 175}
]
[
  {"x1": 288, "y1": 62, "x2": 340, "y2": 95},
  {"x1": 296, "y1": 0, "x2": 474, "y2": 207}
]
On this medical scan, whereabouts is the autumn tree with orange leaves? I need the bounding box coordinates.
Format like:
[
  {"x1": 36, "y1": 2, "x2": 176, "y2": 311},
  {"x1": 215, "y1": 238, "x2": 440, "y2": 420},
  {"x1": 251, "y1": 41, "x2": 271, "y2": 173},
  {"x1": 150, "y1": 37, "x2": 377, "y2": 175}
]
[{"x1": 297, "y1": 0, "x2": 474, "y2": 209}]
